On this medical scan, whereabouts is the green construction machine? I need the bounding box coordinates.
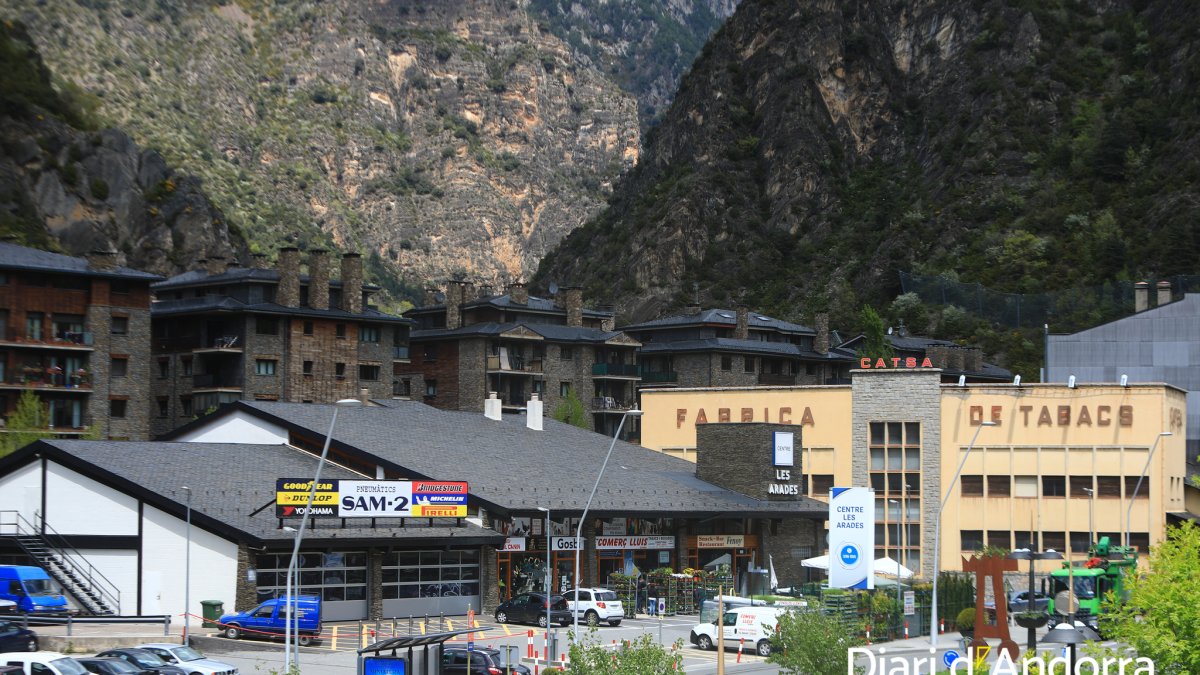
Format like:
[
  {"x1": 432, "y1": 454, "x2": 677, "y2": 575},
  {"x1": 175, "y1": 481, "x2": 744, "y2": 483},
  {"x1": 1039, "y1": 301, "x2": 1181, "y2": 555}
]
[{"x1": 1045, "y1": 536, "x2": 1138, "y2": 636}]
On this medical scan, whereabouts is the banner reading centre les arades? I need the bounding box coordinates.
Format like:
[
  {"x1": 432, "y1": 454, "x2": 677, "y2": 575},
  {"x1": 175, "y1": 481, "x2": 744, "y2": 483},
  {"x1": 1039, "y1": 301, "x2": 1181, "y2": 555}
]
[{"x1": 828, "y1": 487, "x2": 875, "y2": 589}]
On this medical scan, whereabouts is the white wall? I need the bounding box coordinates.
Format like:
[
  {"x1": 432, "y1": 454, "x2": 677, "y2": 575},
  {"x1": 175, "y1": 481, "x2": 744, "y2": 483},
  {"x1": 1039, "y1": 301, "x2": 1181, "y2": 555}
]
[
  {"x1": 141, "y1": 503, "x2": 238, "y2": 619},
  {"x1": 67, "y1": 549, "x2": 138, "y2": 615},
  {"x1": 174, "y1": 410, "x2": 288, "y2": 444},
  {"x1": 0, "y1": 461, "x2": 42, "y2": 530},
  {"x1": 45, "y1": 462, "x2": 138, "y2": 535}
]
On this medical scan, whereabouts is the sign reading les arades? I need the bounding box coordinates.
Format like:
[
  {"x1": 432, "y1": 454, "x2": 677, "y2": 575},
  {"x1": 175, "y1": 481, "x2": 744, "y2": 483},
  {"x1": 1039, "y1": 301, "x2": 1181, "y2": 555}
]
[
  {"x1": 828, "y1": 487, "x2": 874, "y2": 589},
  {"x1": 276, "y1": 479, "x2": 468, "y2": 518}
]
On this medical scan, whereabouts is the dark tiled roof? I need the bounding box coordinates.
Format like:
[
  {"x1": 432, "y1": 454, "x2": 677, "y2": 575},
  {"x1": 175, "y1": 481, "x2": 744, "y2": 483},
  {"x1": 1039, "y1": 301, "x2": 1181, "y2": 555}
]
[
  {"x1": 639, "y1": 338, "x2": 850, "y2": 361},
  {"x1": 0, "y1": 243, "x2": 161, "y2": 281},
  {"x1": 622, "y1": 308, "x2": 813, "y2": 335},
  {"x1": 153, "y1": 268, "x2": 381, "y2": 292},
  {"x1": 412, "y1": 322, "x2": 629, "y2": 343},
  {"x1": 836, "y1": 334, "x2": 1012, "y2": 380},
  {"x1": 233, "y1": 400, "x2": 827, "y2": 518},
  {"x1": 151, "y1": 298, "x2": 412, "y2": 324},
  {"x1": 27, "y1": 440, "x2": 502, "y2": 546},
  {"x1": 409, "y1": 294, "x2": 612, "y2": 318}
]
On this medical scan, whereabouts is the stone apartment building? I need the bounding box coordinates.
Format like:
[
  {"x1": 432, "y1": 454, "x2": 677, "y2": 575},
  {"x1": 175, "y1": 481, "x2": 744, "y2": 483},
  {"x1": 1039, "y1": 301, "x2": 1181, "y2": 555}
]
[
  {"x1": 148, "y1": 248, "x2": 413, "y2": 437},
  {"x1": 400, "y1": 282, "x2": 642, "y2": 438},
  {"x1": 0, "y1": 242, "x2": 160, "y2": 440}
]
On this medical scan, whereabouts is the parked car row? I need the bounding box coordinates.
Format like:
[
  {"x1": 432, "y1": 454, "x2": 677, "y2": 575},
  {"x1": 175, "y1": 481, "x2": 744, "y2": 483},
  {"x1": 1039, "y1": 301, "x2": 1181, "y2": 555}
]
[
  {"x1": 493, "y1": 588, "x2": 627, "y2": 628},
  {"x1": 0, "y1": 643, "x2": 237, "y2": 675}
]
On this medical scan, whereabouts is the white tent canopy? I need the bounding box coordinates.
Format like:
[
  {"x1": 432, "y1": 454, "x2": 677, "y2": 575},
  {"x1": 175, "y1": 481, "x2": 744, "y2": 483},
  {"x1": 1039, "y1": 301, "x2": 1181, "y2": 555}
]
[{"x1": 800, "y1": 554, "x2": 914, "y2": 580}]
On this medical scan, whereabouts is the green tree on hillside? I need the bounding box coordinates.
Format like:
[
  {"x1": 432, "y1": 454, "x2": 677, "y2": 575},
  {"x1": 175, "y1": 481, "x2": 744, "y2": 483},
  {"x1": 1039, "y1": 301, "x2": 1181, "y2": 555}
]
[
  {"x1": 858, "y1": 305, "x2": 895, "y2": 362},
  {"x1": 552, "y1": 388, "x2": 589, "y2": 429}
]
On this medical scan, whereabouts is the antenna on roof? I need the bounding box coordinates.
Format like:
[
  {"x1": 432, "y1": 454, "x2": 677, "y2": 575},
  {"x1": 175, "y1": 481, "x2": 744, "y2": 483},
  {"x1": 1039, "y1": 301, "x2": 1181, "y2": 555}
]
[{"x1": 549, "y1": 282, "x2": 559, "y2": 296}]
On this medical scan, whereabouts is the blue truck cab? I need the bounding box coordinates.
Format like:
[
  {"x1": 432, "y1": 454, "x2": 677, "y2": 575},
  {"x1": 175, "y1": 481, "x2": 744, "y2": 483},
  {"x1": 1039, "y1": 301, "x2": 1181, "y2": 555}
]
[
  {"x1": 218, "y1": 596, "x2": 321, "y2": 645},
  {"x1": 0, "y1": 566, "x2": 70, "y2": 614}
]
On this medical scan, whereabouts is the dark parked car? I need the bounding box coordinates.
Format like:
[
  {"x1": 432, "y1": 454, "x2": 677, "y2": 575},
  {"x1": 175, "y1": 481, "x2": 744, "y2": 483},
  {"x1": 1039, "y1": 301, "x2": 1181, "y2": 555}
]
[
  {"x1": 441, "y1": 648, "x2": 531, "y2": 675},
  {"x1": 78, "y1": 657, "x2": 155, "y2": 675},
  {"x1": 94, "y1": 649, "x2": 186, "y2": 675},
  {"x1": 0, "y1": 620, "x2": 36, "y2": 652},
  {"x1": 1008, "y1": 590, "x2": 1050, "y2": 613},
  {"x1": 493, "y1": 593, "x2": 571, "y2": 628}
]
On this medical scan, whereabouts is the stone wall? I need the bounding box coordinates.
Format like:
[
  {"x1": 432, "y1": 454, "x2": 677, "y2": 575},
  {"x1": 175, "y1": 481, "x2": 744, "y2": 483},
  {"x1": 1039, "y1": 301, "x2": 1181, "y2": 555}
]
[{"x1": 695, "y1": 423, "x2": 804, "y2": 500}]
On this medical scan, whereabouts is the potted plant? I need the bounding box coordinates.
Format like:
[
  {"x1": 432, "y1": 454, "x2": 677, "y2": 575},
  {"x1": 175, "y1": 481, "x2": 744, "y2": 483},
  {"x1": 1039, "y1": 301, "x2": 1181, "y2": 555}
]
[
  {"x1": 1014, "y1": 610, "x2": 1049, "y2": 629},
  {"x1": 956, "y1": 607, "x2": 977, "y2": 639}
]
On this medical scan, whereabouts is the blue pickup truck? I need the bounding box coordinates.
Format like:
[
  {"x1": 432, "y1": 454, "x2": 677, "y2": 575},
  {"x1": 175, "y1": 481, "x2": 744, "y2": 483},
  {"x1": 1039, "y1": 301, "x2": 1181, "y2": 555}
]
[{"x1": 218, "y1": 596, "x2": 321, "y2": 645}]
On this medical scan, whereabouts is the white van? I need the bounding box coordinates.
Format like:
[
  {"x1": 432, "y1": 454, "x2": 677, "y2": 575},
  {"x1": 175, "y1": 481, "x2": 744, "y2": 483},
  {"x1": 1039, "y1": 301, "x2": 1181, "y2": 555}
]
[
  {"x1": 0, "y1": 652, "x2": 90, "y2": 675},
  {"x1": 689, "y1": 605, "x2": 788, "y2": 657}
]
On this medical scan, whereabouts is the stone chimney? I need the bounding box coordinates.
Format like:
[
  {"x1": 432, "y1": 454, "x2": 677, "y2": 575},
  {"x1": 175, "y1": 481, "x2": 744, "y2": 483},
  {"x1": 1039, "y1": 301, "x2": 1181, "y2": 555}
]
[
  {"x1": 1157, "y1": 280, "x2": 1172, "y2": 307},
  {"x1": 926, "y1": 345, "x2": 949, "y2": 369},
  {"x1": 734, "y1": 306, "x2": 749, "y2": 340},
  {"x1": 359, "y1": 387, "x2": 370, "y2": 406},
  {"x1": 424, "y1": 287, "x2": 439, "y2": 306},
  {"x1": 86, "y1": 250, "x2": 118, "y2": 272},
  {"x1": 685, "y1": 303, "x2": 701, "y2": 315},
  {"x1": 446, "y1": 280, "x2": 467, "y2": 329},
  {"x1": 480, "y1": 284, "x2": 494, "y2": 299},
  {"x1": 277, "y1": 247, "x2": 301, "y2": 308},
  {"x1": 814, "y1": 313, "x2": 830, "y2": 354},
  {"x1": 509, "y1": 282, "x2": 528, "y2": 305},
  {"x1": 965, "y1": 347, "x2": 983, "y2": 373},
  {"x1": 563, "y1": 286, "x2": 583, "y2": 327},
  {"x1": 463, "y1": 281, "x2": 476, "y2": 305},
  {"x1": 307, "y1": 249, "x2": 330, "y2": 310},
  {"x1": 251, "y1": 253, "x2": 270, "y2": 269},
  {"x1": 1134, "y1": 281, "x2": 1149, "y2": 313},
  {"x1": 206, "y1": 256, "x2": 226, "y2": 277},
  {"x1": 526, "y1": 393, "x2": 544, "y2": 431},
  {"x1": 341, "y1": 253, "x2": 363, "y2": 314}
]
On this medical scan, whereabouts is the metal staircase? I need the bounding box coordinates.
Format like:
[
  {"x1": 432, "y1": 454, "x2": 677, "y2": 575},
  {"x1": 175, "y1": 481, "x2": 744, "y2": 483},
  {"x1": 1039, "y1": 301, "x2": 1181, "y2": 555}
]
[{"x1": 0, "y1": 510, "x2": 120, "y2": 616}]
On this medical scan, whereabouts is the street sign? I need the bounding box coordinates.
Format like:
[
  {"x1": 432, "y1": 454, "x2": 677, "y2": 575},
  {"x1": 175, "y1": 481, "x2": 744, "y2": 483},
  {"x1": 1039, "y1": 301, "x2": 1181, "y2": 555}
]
[
  {"x1": 904, "y1": 591, "x2": 915, "y2": 615},
  {"x1": 943, "y1": 650, "x2": 960, "y2": 670}
]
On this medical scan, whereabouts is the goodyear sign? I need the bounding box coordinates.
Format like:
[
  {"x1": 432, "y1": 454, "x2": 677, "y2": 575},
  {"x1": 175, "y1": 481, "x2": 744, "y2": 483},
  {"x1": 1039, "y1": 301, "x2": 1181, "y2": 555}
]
[{"x1": 277, "y1": 479, "x2": 468, "y2": 518}]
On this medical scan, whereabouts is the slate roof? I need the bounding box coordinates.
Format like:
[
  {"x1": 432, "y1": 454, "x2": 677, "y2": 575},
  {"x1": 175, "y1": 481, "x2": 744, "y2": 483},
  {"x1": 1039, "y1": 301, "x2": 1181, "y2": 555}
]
[
  {"x1": 153, "y1": 267, "x2": 382, "y2": 292},
  {"x1": 622, "y1": 308, "x2": 813, "y2": 335},
  {"x1": 204, "y1": 400, "x2": 827, "y2": 519},
  {"x1": 0, "y1": 242, "x2": 161, "y2": 281},
  {"x1": 151, "y1": 297, "x2": 412, "y2": 324},
  {"x1": 411, "y1": 322, "x2": 630, "y2": 344},
  {"x1": 9, "y1": 440, "x2": 502, "y2": 547},
  {"x1": 638, "y1": 337, "x2": 851, "y2": 361},
  {"x1": 408, "y1": 294, "x2": 612, "y2": 319},
  {"x1": 836, "y1": 332, "x2": 1012, "y2": 380}
]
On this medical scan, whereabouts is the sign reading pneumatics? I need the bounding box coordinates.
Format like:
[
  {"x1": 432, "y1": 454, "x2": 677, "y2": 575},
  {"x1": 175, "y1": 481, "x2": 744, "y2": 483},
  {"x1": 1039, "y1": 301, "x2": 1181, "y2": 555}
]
[
  {"x1": 275, "y1": 479, "x2": 468, "y2": 518},
  {"x1": 828, "y1": 487, "x2": 875, "y2": 589}
]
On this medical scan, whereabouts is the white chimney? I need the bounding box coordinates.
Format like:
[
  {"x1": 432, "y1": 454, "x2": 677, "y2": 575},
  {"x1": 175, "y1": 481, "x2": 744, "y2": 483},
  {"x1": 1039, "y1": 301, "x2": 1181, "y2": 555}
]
[
  {"x1": 484, "y1": 392, "x2": 502, "y2": 421},
  {"x1": 526, "y1": 393, "x2": 544, "y2": 431}
]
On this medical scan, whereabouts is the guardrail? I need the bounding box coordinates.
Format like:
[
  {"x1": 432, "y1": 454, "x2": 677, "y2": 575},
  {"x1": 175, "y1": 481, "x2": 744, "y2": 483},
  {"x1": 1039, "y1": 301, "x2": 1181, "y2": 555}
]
[{"x1": 16, "y1": 614, "x2": 172, "y2": 636}]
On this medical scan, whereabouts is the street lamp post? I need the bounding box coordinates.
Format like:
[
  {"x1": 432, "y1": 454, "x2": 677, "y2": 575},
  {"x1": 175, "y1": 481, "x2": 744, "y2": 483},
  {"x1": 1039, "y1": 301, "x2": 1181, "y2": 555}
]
[
  {"x1": 284, "y1": 398, "x2": 361, "y2": 672},
  {"x1": 1125, "y1": 431, "x2": 1171, "y2": 549},
  {"x1": 537, "y1": 506, "x2": 552, "y2": 659},
  {"x1": 930, "y1": 421, "x2": 995, "y2": 649},
  {"x1": 182, "y1": 486, "x2": 191, "y2": 646},
  {"x1": 1081, "y1": 487, "x2": 1095, "y2": 545},
  {"x1": 1008, "y1": 548, "x2": 1062, "y2": 650},
  {"x1": 572, "y1": 409, "x2": 642, "y2": 641},
  {"x1": 889, "y1": 498, "x2": 903, "y2": 622}
]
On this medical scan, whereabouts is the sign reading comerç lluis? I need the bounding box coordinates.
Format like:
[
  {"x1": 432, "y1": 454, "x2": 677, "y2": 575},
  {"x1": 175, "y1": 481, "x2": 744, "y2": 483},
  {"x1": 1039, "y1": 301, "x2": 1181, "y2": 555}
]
[{"x1": 275, "y1": 479, "x2": 468, "y2": 518}]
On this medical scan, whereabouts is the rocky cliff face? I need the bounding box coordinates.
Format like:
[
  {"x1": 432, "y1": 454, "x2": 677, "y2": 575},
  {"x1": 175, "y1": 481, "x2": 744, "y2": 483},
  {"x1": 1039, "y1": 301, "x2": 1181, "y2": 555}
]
[
  {"x1": 1, "y1": 0, "x2": 644, "y2": 288},
  {"x1": 536, "y1": 0, "x2": 1200, "y2": 326},
  {"x1": 0, "y1": 22, "x2": 241, "y2": 273}
]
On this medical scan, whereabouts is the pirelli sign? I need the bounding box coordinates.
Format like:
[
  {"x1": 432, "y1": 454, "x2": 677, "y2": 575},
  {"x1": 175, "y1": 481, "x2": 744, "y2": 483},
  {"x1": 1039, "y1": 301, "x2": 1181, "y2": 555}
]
[{"x1": 275, "y1": 479, "x2": 469, "y2": 518}]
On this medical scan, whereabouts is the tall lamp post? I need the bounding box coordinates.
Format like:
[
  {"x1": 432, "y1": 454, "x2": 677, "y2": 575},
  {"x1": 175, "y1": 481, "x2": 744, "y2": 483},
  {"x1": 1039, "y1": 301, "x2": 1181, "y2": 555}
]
[
  {"x1": 537, "y1": 506, "x2": 553, "y2": 659},
  {"x1": 889, "y1": 498, "x2": 903, "y2": 619},
  {"x1": 182, "y1": 486, "x2": 191, "y2": 646},
  {"x1": 284, "y1": 398, "x2": 361, "y2": 673},
  {"x1": 1008, "y1": 547, "x2": 1062, "y2": 650},
  {"x1": 1081, "y1": 487, "x2": 1095, "y2": 545},
  {"x1": 572, "y1": 409, "x2": 642, "y2": 641},
  {"x1": 1125, "y1": 431, "x2": 1171, "y2": 549},
  {"x1": 930, "y1": 420, "x2": 995, "y2": 649}
]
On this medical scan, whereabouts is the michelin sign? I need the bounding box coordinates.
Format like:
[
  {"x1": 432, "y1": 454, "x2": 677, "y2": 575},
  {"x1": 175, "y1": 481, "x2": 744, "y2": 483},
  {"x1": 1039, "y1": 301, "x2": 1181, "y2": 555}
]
[{"x1": 828, "y1": 487, "x2": 875, "y2": 589}]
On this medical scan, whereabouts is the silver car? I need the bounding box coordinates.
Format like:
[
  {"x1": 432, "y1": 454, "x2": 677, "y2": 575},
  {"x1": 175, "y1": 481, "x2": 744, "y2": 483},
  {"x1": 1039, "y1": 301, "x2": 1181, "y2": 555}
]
[{"x1": 135, "y1": 645, "x2": 237, "y2": 675}]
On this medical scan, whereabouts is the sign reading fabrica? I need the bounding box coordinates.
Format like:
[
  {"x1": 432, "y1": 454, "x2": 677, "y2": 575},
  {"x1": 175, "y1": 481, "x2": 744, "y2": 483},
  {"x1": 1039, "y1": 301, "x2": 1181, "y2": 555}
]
[{"x1": 828, "y1": 487, "x2": 874, "y2": 589}]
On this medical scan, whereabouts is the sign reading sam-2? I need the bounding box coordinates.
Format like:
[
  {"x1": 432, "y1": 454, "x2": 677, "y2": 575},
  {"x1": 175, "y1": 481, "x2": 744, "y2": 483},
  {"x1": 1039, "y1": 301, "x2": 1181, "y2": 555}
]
[{"x1": 275, "y1": 479, "x2": 468, "y2": 518}]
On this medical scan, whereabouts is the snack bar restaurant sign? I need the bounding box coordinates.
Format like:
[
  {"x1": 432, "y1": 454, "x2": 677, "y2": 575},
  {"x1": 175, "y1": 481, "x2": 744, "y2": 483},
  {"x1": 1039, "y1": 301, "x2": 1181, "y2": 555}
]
[
  {"x1": 275, "y1": 479, "x2": 468, "y2": 518},
  {"x1": 828, "y1": 487, "x2": 875, "y2": 589}
]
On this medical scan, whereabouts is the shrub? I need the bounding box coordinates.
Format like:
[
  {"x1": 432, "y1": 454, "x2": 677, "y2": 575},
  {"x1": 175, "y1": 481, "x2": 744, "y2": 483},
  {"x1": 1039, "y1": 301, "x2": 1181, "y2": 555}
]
[
  {"x1": 955, "y1": 607, "x2": 976, "y2": 632},
  {"x1": 89, "y1": 178, "x2": 109, "y2": 200}
]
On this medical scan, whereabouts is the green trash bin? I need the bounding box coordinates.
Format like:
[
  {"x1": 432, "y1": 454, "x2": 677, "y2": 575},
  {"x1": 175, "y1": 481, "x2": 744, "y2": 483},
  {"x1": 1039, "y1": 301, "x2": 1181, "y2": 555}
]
[{"x1": 201, "y1": 600, "x2": 224, "y2": 628}]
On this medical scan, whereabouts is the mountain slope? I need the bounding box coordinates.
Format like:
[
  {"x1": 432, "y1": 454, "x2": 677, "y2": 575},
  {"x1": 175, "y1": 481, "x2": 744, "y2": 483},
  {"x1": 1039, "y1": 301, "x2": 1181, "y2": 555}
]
[{"x1": 534, "y1": 0, "x2": 1200, "y2": 330}]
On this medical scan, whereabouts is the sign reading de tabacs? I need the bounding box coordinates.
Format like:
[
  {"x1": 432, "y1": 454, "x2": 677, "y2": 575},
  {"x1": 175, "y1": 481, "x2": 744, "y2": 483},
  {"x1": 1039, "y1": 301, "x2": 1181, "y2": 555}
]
[{"x1": 275, "y1": 479, "x2": 468, "y2": 518}]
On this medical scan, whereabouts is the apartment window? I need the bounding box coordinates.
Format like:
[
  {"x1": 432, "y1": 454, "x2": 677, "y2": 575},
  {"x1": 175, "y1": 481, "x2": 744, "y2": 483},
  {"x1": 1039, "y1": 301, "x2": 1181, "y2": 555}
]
[
  {"x1": 335, "y1": 363, "x2": 346, "y2": 379},
  {"x1": 987, "y1": 530, "x2": 1011, "y2": 549},
  {"x1": 111, "y1": 316, "x2": 128, "y2": 335},
  {"x1": 423, "y1": 344, "x2": 438, "y2": 362},
  {"x1": 1014, "y1": 531, "x2": 1038, "y2": 551},
  {"x1": 810, "y1": 474, "x2": 835, "y2": 497},
  {"x1": 180, "y1": 396, "x2": 193, "y2": 417},
  {"x1": 359, "y1": 364, "x2": 380, "y2": 381},
  {"x1": 1014, "y1": 475, "x2": 1038, "y2": 498},
  {"x1": 1124, "y1": 476, "x2": 1149, "y2": 499},
  {"x1": 1129, "y1": 533, "x2": 1150, "y2": 551},
  {"x1": 1042, "y1": 476, "x2": 1066, "y2": 497},
  {"x1": 111, "y1": 357, "x2": 128, "y2": 377},
  {"x1": 158, "y1": 359, "x2": 169, "y2": 378},
  {"x1": 532, "y1": 380, "x2": 545, "y2": 395},
  {"x1": 336, "y1": 323, "x2": 346, "y2": 338},
  {"x1": 360, "y1": 325, "x2": 380, "y2": 343},
  {"x1": 111, "y1": 280, "x2": 130, "y2": 294},
  {"x1": 560, "y1": 382, "x2": 571, "y2": 397},
  {"x1": 1070, "y1": 476, "x2": 1094, "y2": 498},
  {"x1": 987, "y1": 475, "x2": 1011, "y2": 497},
  {"x1": 25, "y1": 312, "x2": 43, "y2": 341},
  {"x1": 392, "y1": 378, "x2": 411, "y2": 397},
  {"x1": 1070, "y1": 531, "x2": 1092, "y2": 553},
  {"x1": 961, "y1": 475, "x2": 984, "y2": 497},
  {"x1": 560, "y1": 346, "x2": 574, "y2": 360},
  {"x1": 303, "y1": 321, "x2": 314, "y2": 335},
  {"x1": 255, "y1": 359, "x2": 277, "y2": 376},
  {"x1": 960, "y1": 530, "x2": 984, "y2": 552},
  {"x1": 181, "y1": 358, "x2": 192, "y2": 376},
  {"x1": 720, "y1": 355, "x2": 732, "y2": 371},
  {"x1": 255, "y1": 317, "x2": 279, "y2": 335},
  {"x1": 303, "y1": 360, "x2": 314, "y2": 376},
  {"x1": 109, "y1": 399, "x2": 127, "y2": 418},
  {"x1": 744, "y1": 356, "x2": 755, "y2": 373},
  {"x1": 157, "y1": 397, "x2": 169, "y2": 418},
  {"x1": 1096, "y1": 476, "x2": 1122, "y2": 498},
  {"x1": 1042, "y1": 531, "x2": 1066, "y2": 552},
  {"x1": 425, "y1": 380, "x2": 437, "y2": 397}
]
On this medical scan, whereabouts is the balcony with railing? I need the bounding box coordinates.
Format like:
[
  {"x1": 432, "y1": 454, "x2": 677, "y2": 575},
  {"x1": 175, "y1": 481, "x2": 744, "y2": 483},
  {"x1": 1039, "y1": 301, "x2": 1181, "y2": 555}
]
[
  {"x1": 192, "y1": 335, "x2": 244, "y2": 353},
  {"x1": 486, "y1": 354, "x2": 543, "y2": 374},
  {"x1": 0, "y1": 332, "x2": 95, "y2": 351},
  {"x1": 191, "y1": 373, "x2": 244, "y2": 390},
  {"x1": 757, "y1": 372, "x2": 796, "y2": 386},
  {"x1": 639, "y1": 370, "x2": 678, "y2": 384},
  {"x1": 591, "y1": 363, "x2": 641, "y2": 379},
  {"x1": 590, "y1": 396, "x2": 638, "y2": 413}
]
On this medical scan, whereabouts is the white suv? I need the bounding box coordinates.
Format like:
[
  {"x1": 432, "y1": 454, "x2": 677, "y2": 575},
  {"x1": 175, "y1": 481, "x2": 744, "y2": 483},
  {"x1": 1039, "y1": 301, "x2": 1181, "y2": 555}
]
[{"x1": 566, "y1": 588, "x2": 624, "y2": 626}]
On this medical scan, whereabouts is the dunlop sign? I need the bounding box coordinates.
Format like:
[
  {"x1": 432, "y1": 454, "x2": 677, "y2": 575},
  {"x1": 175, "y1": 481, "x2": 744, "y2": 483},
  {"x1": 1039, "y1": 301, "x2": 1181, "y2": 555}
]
[{"x1": 276, "y1": 479, "x2": 469, "y2": 518}]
